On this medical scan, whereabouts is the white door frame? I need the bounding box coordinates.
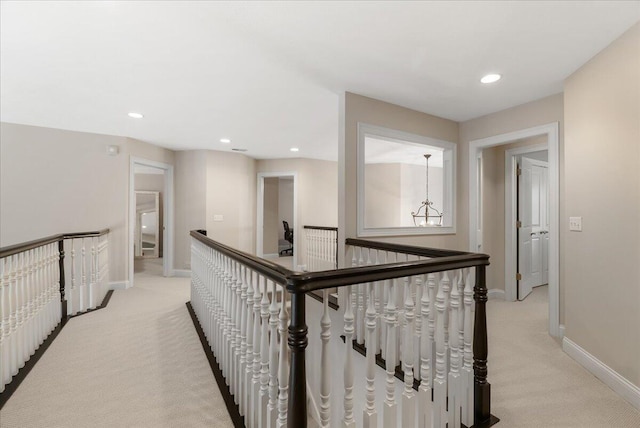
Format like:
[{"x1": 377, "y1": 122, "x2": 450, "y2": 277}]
[
  {"x1": 469, "y1": 122, "x2": 560, "y2": 337},
  {"x1": 129, "y1": 157, "x2": 175, "y2": 285},
  {"x1": 505, "y1": 144, "x2": 549, "y2": 301},
  {"x1": 256, "y1": 172, "x2": 298, "y2": 269}
]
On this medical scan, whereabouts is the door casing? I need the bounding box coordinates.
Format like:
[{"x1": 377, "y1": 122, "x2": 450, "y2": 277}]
[{"x1": 469, "y1": 122, "x2": 560, "y2": 338}]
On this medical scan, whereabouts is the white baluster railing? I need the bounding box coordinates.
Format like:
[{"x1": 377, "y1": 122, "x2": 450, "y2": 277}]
[
  {"x1": 303, "y1": 226, "x2": 338, "y2": 272},
  {"x1": 189, "y1": 234, "x2": 492, "y2": 428}
]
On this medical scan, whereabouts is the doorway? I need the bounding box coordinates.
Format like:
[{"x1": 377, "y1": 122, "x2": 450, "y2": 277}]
[
  {"x1": 256, "y1": 172, "x2": 297, "y2": 270},
  {"x1": 469, "y1": 122, "x2": 560, "y2": 337},
  {"x1": 516, "y1": 152, "x2": 549, "y2": 300},
  {"x1": 129, "y1": 158, "x2": 175, "y2": 286}
]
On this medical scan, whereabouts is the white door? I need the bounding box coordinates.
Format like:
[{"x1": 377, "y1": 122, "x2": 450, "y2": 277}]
[
  {"x1": 518, "y1": 157, "x2": 550, "y2": 300},
  {"x1": 541, "y1": 164, "x2": 549, "y2": 284}
]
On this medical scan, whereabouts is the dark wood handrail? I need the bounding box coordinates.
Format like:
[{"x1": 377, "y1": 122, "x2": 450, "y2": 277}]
[
  {"x1": 303, "y1": 225, "x2": 338, "y2": 231},
  {"x1": 191, "y1": 231, "x2": 489, "y2": 293},
  {"x1": 0, "y1": 229, "x2": 110, "y2": 259},
  {"x1": 346, "y1": 237, "x2": 471, "y2": 258},
  {"x1": 190, "y1": 230, "x2": 493, "y2": 428}
]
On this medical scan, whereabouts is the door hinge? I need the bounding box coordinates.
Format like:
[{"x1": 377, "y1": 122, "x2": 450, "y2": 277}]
[
  {"x1": 516, "y1": 221, "x2": 522, "y2": 228},
  {"x1": 516, "y1": 273, "x2": 522, "y2": 281},
  {"x1": 517, "y1": 168, "x2": 522, "y2": 176}
]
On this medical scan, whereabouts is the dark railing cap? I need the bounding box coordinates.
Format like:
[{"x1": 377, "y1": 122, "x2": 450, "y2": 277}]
[
  {"x1": 346, "y1": 238, "x2": 473, "y2": 258},
  {"x1": 191, "y1": 230, "x2": 489, "y2": 294},
  {"x1": 303, "y1": 225, "x2": 339, "y2": 232}
]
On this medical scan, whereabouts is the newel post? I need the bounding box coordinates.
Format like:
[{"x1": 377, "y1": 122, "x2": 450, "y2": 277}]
[
  {"x1": 288, "y1": 291, "x2": 308, "y2": 428},
  {"x1": 58, "y1": 239, "x2": 67, "y2": 319},
  {"x1": 473, "y1": 264, "x2": 491, "y2": 425}
]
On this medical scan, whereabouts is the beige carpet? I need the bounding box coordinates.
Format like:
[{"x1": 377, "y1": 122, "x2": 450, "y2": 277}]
[
  {"x1": 0, "y1": 266, "x2": 233, "y2": 428},
  {"x1": 489, "y1": 285, "x2": 640, "y2": 427}
]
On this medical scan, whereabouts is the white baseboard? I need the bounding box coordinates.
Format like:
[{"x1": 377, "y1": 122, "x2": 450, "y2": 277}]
[
  {"x1": 559, "y1": 324, "x2": 566, "y2": 339},
  {"x1": 488, "y1": 289, "x2": 505, "y2": 300},
  {"x1": 109, "y1": 281, "x2": 130, "y2": 290},
  {"x1": 563, "y1": 337, "x2": 640, "y2": 411},
  {"x1": 172, "y1": 269, "x2": 191, "y2": 278}
]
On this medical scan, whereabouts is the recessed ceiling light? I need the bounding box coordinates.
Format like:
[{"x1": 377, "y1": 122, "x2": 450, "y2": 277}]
[
  {"x1": 290, "y1": 147, "x2": 299, "y2": 152},
  {"x1": 220, "y1": 138, "x2": 231, "y2": 144},
  {"x1": 128, "y1": 112, "x2": 144, "y2": 119},
  {"x1": 480, "y1": 74, "x2": 501, "y2": 84}
]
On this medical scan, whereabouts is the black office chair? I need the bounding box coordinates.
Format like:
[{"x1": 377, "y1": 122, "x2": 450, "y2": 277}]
[{"x1": 280, "y1": 221, "x2": 294, "y2": 256}]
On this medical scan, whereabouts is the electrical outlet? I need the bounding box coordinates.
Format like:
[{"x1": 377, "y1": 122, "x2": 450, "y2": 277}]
[
  {"x1": 213, "y1": 214, "x2": 224, "y2": 222},
  {"x1": 569, "y1": 216, "x2": 582, "y2": 231}
]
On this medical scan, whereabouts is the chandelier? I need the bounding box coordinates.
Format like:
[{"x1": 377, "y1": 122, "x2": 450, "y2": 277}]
[{"x1": 411, "y1": 154, "x2": 443, "y2": 227}]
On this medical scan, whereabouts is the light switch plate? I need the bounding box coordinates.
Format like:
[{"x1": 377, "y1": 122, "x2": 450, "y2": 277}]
[
  {"x1": 569, "y1": 216, "x2": 582, "y2": 231},
  {"x1": 213, "y1": 214, "x2": 224, "y2": 222}
]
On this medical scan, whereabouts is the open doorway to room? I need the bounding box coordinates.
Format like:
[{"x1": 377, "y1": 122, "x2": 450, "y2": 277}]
[
  {"x1": 469, "y1": 123, "x2": 561, "y2": 338},
  {"x1": 129, "y1": 158, "x2": 175, "y2": 286},
  {"x1": 256, "y1": 172, "x2": 297, "y2": 270}
]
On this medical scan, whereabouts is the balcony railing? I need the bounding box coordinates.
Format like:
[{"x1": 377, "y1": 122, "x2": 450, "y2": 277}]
[
  {"x1": 189, "y1": 230, "x2": 496, "y2": 428},
  {"x1": 0, "y1": 229, "x2": 110, "y2": 404}
]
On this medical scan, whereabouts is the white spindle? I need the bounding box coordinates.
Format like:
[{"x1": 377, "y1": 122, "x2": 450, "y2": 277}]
[
  {"x1": 419, "y1": 273, "x2": 433, "y2": 428},
  {"x1": 342, "y1": 284, "x2": 355, "y2": 428},
  {"x1": 320, "y1": 289, "x2": 331, "y2": 427},
  {"x1": 276, "y1": 291, "x2": 289, "y2": 428},
  {"x1": 239, "y1": 265, "x2": 249, "y2": 416},
  {"x1": 363, "y1": 281, "x2": 377, "y2": 428},
  {"x1": 383, "y1": 273, "x2": 398, "y2": 428},
  {"x1": 0, "y1": 257, "x2": 8, "y2": 391},
  {"x1": 245, "y1": 268, "x2": 255, "y2": 428},
  {"x1": 90, "y1": 237, "x2": 96, "y2": 309},
  {"x1": 380, "y1": 251, "x2": 388, "y2": 360},
  {"x1": 356, "y1": 248, "x2": 366, "y2": 345},
  {"x1": 70, "y1": 240, "x2": 76, "y2": 316},
  {"x1": 259, "y1": 276, "x2": 270, "y2": 427},
  {"x1": 251, "y1": 272, "x2": 262, "y2": 428},
  {"x1": 433, "y1": 272, "x2": 448, "y2": 428},
  {"x1": 268, "y1": 281, "x2": 279, "y2": 428},
  {"x1": 448, "y1": 272, "x2": 462, "y2": 428},
  {"x1": 402, "y1": 275, "x2": 416, "y2": 428}
]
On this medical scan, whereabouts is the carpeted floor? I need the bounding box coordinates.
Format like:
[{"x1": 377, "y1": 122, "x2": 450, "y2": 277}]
[
  {"x1": 0, "y1": 263, "x2": 233, "y2": 428},
  {"x1": 488, "y1": 285, "x2": 640, "y2": 427},
  {"x1": 2, "y1": 274, "x2": 639, "y2": 427}
]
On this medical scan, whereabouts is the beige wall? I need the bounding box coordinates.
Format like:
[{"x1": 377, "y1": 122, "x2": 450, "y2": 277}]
[
  {"x1": 263, "y1": 177, "x2": 279, "y2": 254},
  {"x1": 482, "y1": 136, "x2": 548, "y2": 291},
  {"x1": 0, "y1": 123, "x2": 175, "y2": 282},
  {"x1": 205, "y1": 150, "x2": 256, "y2": 254},
  {"x1": 174, "y1": 150, "x2": 207, "y2": 270},
  {"x1": 256, "y1": 158, "x2": 338, "y2": 267},
  {"x1": 563, "y1": 23, "x2": 640, "y2": 386},
  {"x1": 342, "y1": 92, "x2": 460, "y2": 250}
]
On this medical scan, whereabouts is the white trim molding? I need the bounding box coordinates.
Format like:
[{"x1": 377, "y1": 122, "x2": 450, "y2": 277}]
[
  {"x1": 487, "y1": 289, "x2": 505, "y2": 300},
  {"x1": 563, "y1": 337, "x2": 640, "y2": 411},
  {"x1": 109, "y1": 280, "x2": 130, "y2": 290},
  {"x1": 129, "y1": 157, "x2": 175, "y2": 286},
  {"x1": 469, "y1": 122, "x2": 560, "y2": 337},
  {"x1": 172, "y1": 269, "x2": 192, "y2": 278},
  {"x1": 356, "y1": 122, "x2": 457, "y2": 237}
]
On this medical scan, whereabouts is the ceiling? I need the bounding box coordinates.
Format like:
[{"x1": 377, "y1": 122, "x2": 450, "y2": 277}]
[{"x1": 1, "y1": 1, "x2": 638, "y2": 161}]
